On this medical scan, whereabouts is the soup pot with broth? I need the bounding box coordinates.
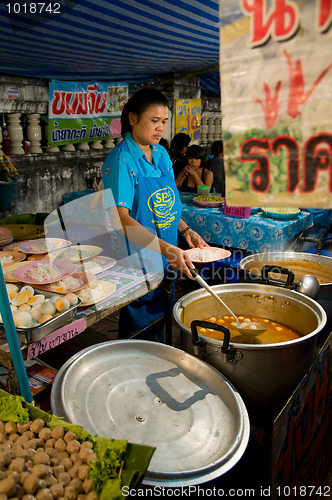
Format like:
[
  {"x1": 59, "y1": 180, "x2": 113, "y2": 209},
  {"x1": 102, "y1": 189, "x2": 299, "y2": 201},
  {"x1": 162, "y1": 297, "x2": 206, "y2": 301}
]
[
  {"x1": 173, "y1": 283, "x2": 326, "y2": 417},
  {"x1": 239, "y1": 251, "x2": 332, "y2": 334}
]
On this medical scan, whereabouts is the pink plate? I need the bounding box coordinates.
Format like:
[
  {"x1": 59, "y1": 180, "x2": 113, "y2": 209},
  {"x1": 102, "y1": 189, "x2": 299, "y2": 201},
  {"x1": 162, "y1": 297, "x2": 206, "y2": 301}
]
[
  {"x1": 185, "y1": 247, "x2": 232, "y2": 263},
  {"x1": 12, "y1": 259, "x2": 77, "y2": 284},
  {"x1": 34, "y1": 271, "x2": 97, "y2": 293},
  {"x1": 16, "y1": 238, "x2": 71, "y2": 255}
]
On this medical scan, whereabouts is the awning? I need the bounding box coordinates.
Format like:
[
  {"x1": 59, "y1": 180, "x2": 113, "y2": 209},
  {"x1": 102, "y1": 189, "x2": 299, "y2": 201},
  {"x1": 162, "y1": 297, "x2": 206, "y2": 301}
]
[{"x1": 0, "y1": 0, "x2": 220, "y2": 94}]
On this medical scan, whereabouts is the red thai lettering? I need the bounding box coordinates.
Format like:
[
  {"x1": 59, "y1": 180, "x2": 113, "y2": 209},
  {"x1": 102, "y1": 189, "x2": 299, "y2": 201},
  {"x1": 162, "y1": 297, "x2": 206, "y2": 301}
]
[
  {"x1": 317, "y1": 0, "x2": 332, "y2": 32},
  {"x1": 241, "y1": 0, "x2": 299, "y2": 46},
  {"x1": 238, "y1": 134, "x2": 332, "y2": 194},
  {"x1": 65, "y1": 92, "x2": 78, "y2": 115},
  {"x1": 285, "y1": 50, "x2": 332, "y2": 119},
  {"x1": 76, "y1": 92, "x2": 88, "y2": 115},
  {"x1": 95, "y1": 92, "x2": 107, "y2": 113},
  {"x1": 255, "y1": 81, "x2": 282, "y2": 128},
  {"x1": 239, "y1": 138, "x2": 271, "y2": 192},
  {"x1": 301, "y1": 133, "x2": 332, "y2": 193},
  {"x1": 87, "y1": 85, "x2": 107, "y2": 114},
  {"x1": 272, "y1": 136, "x2": 300, "y2": 192},
  {"x1": 87, "y1": 85, "x2": 97, "y2": 114},
  {"x1": 51, "y1": 91, "x2": 66, "y2": 114}
]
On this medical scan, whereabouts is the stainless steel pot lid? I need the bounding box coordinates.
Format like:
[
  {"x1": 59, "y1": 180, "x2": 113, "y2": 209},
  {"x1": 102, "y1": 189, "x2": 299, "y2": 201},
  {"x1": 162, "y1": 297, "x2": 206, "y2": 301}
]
[{"x1": 51, "y1": 340, "x2": 250, "y2": 487}]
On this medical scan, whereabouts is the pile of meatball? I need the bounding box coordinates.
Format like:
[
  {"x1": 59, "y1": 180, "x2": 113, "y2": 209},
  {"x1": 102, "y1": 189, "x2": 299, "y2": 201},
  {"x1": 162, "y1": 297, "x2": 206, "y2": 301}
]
[{"x1": 0, "y1": 418, "x2": 98, "y2": 499}]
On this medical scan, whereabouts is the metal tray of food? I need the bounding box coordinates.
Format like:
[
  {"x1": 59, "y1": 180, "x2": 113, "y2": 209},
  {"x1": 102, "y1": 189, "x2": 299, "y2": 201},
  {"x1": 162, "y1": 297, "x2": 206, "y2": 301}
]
[{"x1": 1, "y1": 287, "x2": 81, "y2": 344}]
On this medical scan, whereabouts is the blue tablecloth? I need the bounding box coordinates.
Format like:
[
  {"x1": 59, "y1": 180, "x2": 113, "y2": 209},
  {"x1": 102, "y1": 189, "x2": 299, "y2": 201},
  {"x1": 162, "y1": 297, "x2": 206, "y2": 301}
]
[{"x1": 181, "y1": 205, "x2": 313, "y2": 252}]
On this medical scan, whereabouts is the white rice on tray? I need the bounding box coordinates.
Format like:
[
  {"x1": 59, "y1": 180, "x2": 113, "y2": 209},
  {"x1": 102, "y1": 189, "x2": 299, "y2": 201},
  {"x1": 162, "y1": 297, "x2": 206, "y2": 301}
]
[
  {"x1": 0, "y1": 254, "x2": 14, "y2": 265},
  {"x1": 83, "y1": 260, "x2": 103, "y2": 273},
  {"x1": 28, "y1": 263, "x2": 62, "y2": 281},
  {"x1": 77, "y1": 283, "x2": 104, "y2": 303},
  {"x1": 190, "y1": 249, "x2": 219, "y2": 262},
  {"x1": 48, "y1": 276, "x2": 82, "y2": 291}
]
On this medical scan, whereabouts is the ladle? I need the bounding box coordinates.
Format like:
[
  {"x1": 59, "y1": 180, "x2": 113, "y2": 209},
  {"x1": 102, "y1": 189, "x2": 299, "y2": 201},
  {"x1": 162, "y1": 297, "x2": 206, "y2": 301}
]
[
  {"x1": 296, "y1": 274, "x2": 320, "y2": 299},
  {"x1": 189, "y1": 268, "x2": 267, "y2": 337}
]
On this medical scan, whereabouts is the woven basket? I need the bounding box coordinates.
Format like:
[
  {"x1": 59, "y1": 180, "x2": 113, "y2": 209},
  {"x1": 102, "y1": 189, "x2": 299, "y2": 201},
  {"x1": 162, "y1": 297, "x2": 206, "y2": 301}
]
[{"x1": 0, "y1": 181, "x2": 17, "y2": 211}]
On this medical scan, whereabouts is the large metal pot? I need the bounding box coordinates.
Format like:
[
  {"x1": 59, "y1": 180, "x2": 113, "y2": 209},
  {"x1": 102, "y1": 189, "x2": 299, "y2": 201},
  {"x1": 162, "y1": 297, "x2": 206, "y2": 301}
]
[
  {"x1": 173, "y1": 283, "x2": 327, "y2": 417},
  {"x1": 239, "y1": 251, "x2": 332, "y2": 333}
]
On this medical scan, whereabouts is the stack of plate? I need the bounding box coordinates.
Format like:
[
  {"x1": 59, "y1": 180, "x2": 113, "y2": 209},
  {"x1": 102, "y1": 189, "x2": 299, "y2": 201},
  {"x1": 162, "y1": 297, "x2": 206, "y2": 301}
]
[{"x1": 0, "y1": 227, "x2": 13, "y2": 247}]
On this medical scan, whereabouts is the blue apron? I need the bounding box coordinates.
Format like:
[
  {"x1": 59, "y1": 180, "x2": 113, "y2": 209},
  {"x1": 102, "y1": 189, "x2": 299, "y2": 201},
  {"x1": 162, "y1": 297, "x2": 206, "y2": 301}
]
[{"x1": 118, "y1": 153, "x2": 183, "y2": 338}]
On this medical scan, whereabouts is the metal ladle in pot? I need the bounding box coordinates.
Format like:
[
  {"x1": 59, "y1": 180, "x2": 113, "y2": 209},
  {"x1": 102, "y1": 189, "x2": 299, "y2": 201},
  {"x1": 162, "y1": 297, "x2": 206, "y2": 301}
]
[
  {"x1": 296, "y1": 274, "x2": 320, "y2": 299},
  {"x1": 189, "y1": 268, "x2": 267, "y2": 337}
]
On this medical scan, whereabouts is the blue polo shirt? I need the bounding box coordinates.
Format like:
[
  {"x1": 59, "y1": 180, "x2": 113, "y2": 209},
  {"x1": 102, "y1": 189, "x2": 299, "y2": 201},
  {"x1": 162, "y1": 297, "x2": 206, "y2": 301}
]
[{"x1": 102, "y1": 132, "x2": 174, "y2": 216}]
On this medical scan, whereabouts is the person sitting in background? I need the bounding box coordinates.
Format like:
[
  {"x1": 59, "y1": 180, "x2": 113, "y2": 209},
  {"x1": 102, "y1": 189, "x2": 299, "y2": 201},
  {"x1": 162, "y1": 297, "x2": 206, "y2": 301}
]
[
  {"x1": 206, "y1": 140, "x2": 225, "y2": 196},
  {"x1": 175, "y1": 144, "x2": 213, "y2": 193},
  {"x1": 159, "y1": 137, "x2": 169, "y2": 152},
  {"x1": 169, "y1": 132, "x2": 191, "y2": 178}
]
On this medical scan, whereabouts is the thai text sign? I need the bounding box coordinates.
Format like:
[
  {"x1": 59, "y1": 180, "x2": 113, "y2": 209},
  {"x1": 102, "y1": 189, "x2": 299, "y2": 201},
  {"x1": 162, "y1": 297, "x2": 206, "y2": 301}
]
[
  {"x1": 175, "y1": 98, "x2": 201, "y2": 141},
  {"x1": 221, "y1": 0, "x2": 332, "y2": 208},
  {"x1": 48, "y1": 80, "x2": 128, "y2": 147}
]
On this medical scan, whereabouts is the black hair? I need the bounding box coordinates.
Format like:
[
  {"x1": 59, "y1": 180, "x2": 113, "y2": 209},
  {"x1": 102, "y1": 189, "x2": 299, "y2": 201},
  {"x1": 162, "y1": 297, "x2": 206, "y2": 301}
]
[
  {"x1": 170, "y1": 133, "x2": 191, "y2": 152},
  {"x1": 185, "y1": 144, "x2": 205, "y2": 165},
  {"x1": 211, "y1": 140, "x2": 224, "y2": 156},
  {"x1": 121, "y1": 88, "x2": 169, "y2": 136},
  {"x1": 159, "y1": 137, "x2": 169, "y2": 151}
]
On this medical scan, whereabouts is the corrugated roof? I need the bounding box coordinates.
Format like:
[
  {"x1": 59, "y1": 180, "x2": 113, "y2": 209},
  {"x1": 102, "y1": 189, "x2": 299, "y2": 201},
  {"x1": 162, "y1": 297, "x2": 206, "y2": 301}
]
[{"x1": 0, "y1": 0, "x2": 220, "y2": 91}]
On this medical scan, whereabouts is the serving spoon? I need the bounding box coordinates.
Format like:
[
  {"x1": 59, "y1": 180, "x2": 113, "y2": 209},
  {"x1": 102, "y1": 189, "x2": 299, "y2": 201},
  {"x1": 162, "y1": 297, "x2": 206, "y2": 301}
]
[{"x1": 189, "y1": 268, "x2": 267, "y2": 337}]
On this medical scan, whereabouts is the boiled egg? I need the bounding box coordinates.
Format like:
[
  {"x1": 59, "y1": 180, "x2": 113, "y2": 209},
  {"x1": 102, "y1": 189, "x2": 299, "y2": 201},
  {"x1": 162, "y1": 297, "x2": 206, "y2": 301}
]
[
  {"x1": 27, "y1": 294, "x2": 45, "y2": 305},
  {"x1": 11, "y1": 294, "x2": 30, "y2": 306},
  {"x1": 18, "y1": 304, "x2": 32, "y2": 313},
  {"x1": 31, "y1": 308, "x2": 42, "y2": 322},
  {"x1": 40, "y1": 301, "x2": 56, "y2": 316},
  {"x1": 20, "y1": 285, "x2": 34, "y2": 297},
  {"x1": 39, "y1": 313, "x2": 53, "y2": 324},
  {"x1": 65, "y1": 293, "x2": 79, "y2": 306},
  {"x1": 13, "y1": 310, "x2": 31, "y2": 327},
  {"x1": 54, "y1": 297, "x2": 70, "y2": 313},
  {"x1": 6, "y1": 284, "x2": 18, "y2": 294}
]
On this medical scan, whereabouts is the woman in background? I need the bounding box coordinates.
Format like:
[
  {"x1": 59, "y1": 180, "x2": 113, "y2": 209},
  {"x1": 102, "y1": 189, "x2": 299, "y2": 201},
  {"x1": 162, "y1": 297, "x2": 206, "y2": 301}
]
[
  {"x1": 175, "y1": 144, "x2": 213, "y2": 193},
  {"x1": 169, "y1": 132, "x2": 191, "y2": 178}
]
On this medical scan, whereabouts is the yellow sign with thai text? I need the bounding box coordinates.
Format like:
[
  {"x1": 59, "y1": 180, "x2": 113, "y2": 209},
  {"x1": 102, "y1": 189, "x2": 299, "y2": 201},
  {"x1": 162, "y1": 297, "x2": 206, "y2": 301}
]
[{"x1": 175, "y1": 99, "x2": 201, "y2": 142}]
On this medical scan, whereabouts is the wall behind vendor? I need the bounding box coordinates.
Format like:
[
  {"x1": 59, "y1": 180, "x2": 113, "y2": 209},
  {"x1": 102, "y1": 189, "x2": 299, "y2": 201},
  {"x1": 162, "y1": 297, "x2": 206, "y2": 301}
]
[{"x1": 0, "y1": 75, "x2": 221, "y2": 214}]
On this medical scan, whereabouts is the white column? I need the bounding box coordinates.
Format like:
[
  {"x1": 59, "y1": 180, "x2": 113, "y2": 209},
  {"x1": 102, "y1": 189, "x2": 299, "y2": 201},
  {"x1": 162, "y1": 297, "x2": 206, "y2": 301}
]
[
  {"x1": 103, "y1": 137, "x2": 115, "y2": 149},
  {"x1": 201, "y1": 116, "x2": 208, "y2": 143},
  {"x1": 27, "y1": 114, "x2": 42, "y2": 153},
  {"x1": 7, "y1": 113, "x2": 24, "y2": 154},
  {"x1": 77, "y1": 142, "x2": 90, "y2": 150},
  {"x1": 207, "y1": 117, "x2": 215, "y2": 143},
  {"x1": 62, "y1": 144, "x2": 76, "y2": 151},
  {"x1": 0, "y1": 127, "x2": 3, "y2": 155},
  {"x1": 214, "y1": 117, "x2": 222, "y2": 141},
  {"x1": 90, "y1": 140, "x2": 103, "y2": 150}
]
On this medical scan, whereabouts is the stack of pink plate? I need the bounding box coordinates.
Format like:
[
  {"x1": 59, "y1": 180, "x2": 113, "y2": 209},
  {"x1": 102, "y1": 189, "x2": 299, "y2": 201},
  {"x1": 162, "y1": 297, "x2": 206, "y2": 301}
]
[{"x1": 0, "y1": 227, "x2": 13, "y2": 247}]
